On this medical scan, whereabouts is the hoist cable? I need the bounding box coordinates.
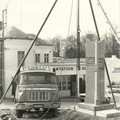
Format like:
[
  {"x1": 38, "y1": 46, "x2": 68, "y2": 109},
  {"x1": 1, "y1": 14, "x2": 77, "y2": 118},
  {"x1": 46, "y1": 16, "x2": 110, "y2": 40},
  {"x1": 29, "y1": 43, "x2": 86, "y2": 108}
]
[
  {"x1": 97, "y1": 0, "x2": 120, "y2": 44},
  {"x1": 57, "y1": 0, "x2": 74, "y2": 97},
  {"x1": 66, "y1": 0, "x2": 74, "y2": 52}
]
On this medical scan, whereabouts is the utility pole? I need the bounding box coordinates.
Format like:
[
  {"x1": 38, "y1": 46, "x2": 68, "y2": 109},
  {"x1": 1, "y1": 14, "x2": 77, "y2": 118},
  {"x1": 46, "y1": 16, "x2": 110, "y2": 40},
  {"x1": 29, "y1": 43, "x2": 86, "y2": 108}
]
[
  {"x1": 77, "y1": 0, "x2": 80, "y2": 70},
  {"x1": 1, "y1": 9, "x2": 7, "y2": 98},
  {"x1": 0, "y1": 38, "x2": 2, "y2": 99},
  {"x1": 76, "y1": 0, "x2": 80, "y2": 98}
]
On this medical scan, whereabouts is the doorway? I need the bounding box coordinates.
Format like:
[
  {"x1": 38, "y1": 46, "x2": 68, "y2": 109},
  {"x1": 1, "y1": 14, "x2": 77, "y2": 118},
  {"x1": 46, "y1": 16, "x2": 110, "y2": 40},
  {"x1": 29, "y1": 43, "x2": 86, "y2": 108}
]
[
  {"x1": 79, "y1": 77, "x2": 86, "y2": 93},
  {"x1": 71, "y1": 75, "x2": 77, "y2": 96}
]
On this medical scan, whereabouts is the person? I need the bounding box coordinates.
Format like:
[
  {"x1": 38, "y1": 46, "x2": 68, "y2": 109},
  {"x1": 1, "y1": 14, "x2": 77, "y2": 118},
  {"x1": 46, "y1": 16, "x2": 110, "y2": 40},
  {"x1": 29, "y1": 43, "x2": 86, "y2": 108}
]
[{"x1": 11, "y1": 77, "x2": 17, "y2": 99}]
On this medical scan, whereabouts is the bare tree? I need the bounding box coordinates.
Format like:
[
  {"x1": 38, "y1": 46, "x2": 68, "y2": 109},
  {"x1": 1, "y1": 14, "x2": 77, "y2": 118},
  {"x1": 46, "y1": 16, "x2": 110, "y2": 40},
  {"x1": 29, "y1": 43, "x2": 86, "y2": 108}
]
[{"x1": 48, "y1": 35, "x2": 65, "y2": 57}]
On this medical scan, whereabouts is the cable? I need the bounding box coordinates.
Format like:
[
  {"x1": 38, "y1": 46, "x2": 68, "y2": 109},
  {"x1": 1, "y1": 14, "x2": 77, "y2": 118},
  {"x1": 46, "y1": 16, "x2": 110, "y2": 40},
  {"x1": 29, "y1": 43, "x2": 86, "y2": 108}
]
[
  {"x1": 20, "y1": 0, "x2": 22, "y2": 30},
  {"x1": 66, "y1": 0, "x2": 74, "y2": 58},
  {"x1": 97, "y1": 0, "x2": 120, "y2": 44}
]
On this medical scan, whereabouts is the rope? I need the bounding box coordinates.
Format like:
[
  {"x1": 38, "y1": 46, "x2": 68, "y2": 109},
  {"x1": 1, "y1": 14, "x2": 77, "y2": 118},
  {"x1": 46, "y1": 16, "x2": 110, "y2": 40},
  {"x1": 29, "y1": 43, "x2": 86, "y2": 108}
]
[{"x1": 97, "y1": 0, "x2": 120, "y2": 44}]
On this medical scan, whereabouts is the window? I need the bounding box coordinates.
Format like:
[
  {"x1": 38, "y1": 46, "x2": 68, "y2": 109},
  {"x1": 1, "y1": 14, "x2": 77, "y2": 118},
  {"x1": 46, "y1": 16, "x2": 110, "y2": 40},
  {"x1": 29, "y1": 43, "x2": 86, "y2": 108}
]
[
  {"x1": 44, "y1": 54, "x2": 49, "y2": 63},
  {"x1": 19, "y1": 72, "x2": 57, "y2": 85},
  {"x1": 18, "y1": 51, "x2": 25, "y2": 66},
  {"x1": 56, "y1": 75, "x2": 71, "y2": 90},
  {"x1": 35, "y1": 54, "x2": 40, "y2": 63}
]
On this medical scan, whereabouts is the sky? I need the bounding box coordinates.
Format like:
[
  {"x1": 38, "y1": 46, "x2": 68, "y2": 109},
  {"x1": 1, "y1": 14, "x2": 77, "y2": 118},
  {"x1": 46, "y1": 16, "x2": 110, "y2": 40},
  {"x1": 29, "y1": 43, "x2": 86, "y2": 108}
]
[{"x1": 0, "y1": 0, "x2": 120, "y2": 40}]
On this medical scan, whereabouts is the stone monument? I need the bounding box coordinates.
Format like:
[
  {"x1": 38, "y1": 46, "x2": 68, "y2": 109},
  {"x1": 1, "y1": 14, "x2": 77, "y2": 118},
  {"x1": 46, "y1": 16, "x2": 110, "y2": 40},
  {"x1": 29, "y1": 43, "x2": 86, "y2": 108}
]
[
  {"x1": 77, "y1": 39, "x2": 120, "y2": 117},
  {"x1": 85, "y1": 39, "x2": 105, "y2": 104}
]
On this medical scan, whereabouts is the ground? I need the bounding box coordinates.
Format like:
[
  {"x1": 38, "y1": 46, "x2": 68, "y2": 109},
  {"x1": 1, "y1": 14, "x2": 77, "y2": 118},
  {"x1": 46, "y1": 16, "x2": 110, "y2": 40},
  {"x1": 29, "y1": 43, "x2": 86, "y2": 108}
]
[
  {"x1": 0, "y1": 109, "x2": 120, "y2": 120},
  {"x1": 0, "y1": 94, "x2": 120, "y2": 120}
]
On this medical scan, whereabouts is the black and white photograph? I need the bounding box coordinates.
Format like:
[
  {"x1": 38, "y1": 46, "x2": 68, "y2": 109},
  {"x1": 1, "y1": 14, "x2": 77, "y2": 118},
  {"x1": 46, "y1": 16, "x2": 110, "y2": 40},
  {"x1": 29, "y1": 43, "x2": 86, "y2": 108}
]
[{"x1": 0, "y1": 0, "x2": 120, "y2": 119}]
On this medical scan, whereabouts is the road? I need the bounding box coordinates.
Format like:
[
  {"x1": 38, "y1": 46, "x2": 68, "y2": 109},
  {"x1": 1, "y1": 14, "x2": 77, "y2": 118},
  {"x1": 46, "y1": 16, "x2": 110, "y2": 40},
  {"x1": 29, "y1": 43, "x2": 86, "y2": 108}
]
[
  {"x1": 0, "y1": 93, "x2": 120, "y2": 109},
  {"x1": 0, "y1": 94, "x2": 120, "y2": 119}
]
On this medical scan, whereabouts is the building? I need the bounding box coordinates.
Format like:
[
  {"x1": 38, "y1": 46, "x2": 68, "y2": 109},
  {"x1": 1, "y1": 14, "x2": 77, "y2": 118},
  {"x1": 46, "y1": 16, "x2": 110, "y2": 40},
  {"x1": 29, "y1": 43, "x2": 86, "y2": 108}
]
[
  {"x1": 105, "y1": 55, "x2": 120, "y2": 86},
  {"x1": 0, "y1": 26, "x2": 53, "y2": 98},
  {"x1": 38, "y1": 58, "x2": 86, "y2": 97},
  {"x1": 0, "y1": 26, "x2": 120, "y2": 98}
]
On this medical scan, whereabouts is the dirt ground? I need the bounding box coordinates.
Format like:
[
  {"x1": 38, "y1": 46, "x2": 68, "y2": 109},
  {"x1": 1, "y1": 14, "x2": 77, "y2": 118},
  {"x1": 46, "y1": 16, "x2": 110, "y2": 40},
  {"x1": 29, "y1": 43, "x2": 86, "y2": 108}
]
[{"x1": 0, "y1": 109, "x2": 120, "y2": 120}]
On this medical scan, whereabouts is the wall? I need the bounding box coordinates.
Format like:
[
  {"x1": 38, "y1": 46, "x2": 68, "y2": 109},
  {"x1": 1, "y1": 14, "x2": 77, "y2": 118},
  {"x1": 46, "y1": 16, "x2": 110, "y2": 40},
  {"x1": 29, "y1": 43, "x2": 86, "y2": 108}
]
[
  {"x1": 4, "y1": 39, "x2": 53, "y2": 98},
  {"x1": 105, "y1": 55, "x2": 120, "y2": 86},
  {"x1": 35, "y1": 45, "x2": 53, "y2": 63}
]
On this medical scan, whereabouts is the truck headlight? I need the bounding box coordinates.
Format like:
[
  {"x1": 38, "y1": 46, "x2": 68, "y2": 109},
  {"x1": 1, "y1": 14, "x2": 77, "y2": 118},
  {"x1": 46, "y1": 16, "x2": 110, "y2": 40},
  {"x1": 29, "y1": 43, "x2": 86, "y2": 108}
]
[
  {"x1": 16, "y1": 104, "x2": 25, "y2": 109},
  {"x1": 52, "y1": 103, "x2": 60, "y2": 108}
]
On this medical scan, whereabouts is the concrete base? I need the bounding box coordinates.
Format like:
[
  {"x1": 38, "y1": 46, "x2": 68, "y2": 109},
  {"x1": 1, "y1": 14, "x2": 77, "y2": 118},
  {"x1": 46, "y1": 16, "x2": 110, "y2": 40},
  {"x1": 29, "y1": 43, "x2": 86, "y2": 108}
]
[
  {"x1": 74, "y1": 103, "x2": 120, "y2": 118},
  {"x1": 78, "y1": 103, "x2": 114, "y2": 111}
]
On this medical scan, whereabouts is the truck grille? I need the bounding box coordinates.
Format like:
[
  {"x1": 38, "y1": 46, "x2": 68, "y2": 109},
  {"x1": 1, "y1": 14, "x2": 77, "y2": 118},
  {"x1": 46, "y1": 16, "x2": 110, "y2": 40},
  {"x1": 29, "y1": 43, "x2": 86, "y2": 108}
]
[{"x1": 28, "y1": 92, "x2": 50, "y2": 101}]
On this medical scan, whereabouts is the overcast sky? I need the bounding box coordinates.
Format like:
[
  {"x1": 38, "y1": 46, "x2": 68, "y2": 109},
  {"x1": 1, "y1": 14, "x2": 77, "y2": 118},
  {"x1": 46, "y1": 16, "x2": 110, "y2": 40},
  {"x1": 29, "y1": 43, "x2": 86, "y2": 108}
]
[{"x1": 0, "y1": 0, "x2": 120, "y2": 39}]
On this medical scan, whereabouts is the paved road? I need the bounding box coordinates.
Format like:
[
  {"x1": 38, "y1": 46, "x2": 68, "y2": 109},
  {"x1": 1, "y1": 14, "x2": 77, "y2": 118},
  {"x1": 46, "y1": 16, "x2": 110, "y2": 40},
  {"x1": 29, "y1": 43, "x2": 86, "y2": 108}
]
[
  {"x1": 0, "y1": 99, "x2": 79, "y2": 109},
  {"x1": 0, "y1": 94, "x2": 119, "y2": 119},
  {"x1": 0, "y1": 93, "x2": 120, "y2": 109}
]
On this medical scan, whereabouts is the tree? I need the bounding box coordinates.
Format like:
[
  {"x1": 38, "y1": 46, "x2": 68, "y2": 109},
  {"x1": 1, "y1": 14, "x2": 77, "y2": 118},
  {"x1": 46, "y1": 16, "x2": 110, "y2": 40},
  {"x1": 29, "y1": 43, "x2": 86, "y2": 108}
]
[
  {"x1": 64, "y1": 34, "x2": 86, "y2": 58},
  {"x1": 65, "y1": 35, "x2": 77, "y2": 58},
  {"x1": 85, "y1": 32, "x2": 97, "y2": 43},
  {"x1": 48, "y1": 36, "x2": 65, "y2": 57},
  {"x1": 103, "y1": 29, "x2": 120, "y2": 58}
]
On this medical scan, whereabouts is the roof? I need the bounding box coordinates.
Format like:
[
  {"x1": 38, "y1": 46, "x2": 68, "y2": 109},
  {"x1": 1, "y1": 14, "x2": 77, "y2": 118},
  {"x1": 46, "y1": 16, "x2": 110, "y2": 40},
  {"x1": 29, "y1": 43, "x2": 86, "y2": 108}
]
[
  {"x1": 0, "y1": 26, "x2": 52, "y2": 46},
  {"x1": 0, "y1": 26, "x2": 33, "y2": 39},
  {"x1": 28, "y1": 34, "x2": 51, "y2": 46},
  {"x1": 20, "y1": 70, "x2": 55, "y2": 74},
  {"x1": 105, "y1": 55, "x2": 120, "y2": 64}
]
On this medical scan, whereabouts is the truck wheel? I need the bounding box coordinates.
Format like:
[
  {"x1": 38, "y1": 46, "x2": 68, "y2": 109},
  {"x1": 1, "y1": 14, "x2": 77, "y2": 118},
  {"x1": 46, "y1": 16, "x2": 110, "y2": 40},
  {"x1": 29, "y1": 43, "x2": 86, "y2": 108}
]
[
  {"x1": 106, "y1": 97, "x2": 110, "y2": 102},
  {"x1": 51, "y1": 108, "x2": 57, "y2": 117},
  {"x1": 16, "y1": 110, "x2": 25, "y2": 118},
  {"x1": 81, "y1": 99, "x2": 84, "y2": 102}
]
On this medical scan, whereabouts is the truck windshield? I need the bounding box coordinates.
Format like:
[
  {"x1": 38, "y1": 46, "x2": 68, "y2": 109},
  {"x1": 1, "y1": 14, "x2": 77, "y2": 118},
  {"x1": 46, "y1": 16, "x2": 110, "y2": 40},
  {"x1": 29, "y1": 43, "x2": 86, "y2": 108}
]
[{"x1": 19, "y1": 72, "x2": 56, "y2": 85}]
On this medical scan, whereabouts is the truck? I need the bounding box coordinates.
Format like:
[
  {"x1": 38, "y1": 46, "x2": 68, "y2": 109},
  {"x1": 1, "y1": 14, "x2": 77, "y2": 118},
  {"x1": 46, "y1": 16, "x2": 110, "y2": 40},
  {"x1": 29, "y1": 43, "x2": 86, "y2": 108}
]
[{"x1": 14, "y1": 65, "x2": 61, "y2": 118}]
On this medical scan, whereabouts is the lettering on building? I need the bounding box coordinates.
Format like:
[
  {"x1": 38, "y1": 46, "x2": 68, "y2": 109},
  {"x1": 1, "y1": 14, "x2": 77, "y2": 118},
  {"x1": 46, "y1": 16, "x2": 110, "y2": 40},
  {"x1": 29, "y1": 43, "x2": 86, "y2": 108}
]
[
  {"x1": 55, "y1": 67, "x2": 86, "y2": 71},
  {"x1": 55, "y1": 67, "x2": 73, "y2": 71}
]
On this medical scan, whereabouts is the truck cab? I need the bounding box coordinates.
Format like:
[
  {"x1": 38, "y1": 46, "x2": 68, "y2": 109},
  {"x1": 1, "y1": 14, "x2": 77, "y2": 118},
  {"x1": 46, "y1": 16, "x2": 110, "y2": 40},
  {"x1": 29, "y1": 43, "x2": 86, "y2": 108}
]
[{"x1": 15, "y1": 65, "x2": 60, "y2": 118}]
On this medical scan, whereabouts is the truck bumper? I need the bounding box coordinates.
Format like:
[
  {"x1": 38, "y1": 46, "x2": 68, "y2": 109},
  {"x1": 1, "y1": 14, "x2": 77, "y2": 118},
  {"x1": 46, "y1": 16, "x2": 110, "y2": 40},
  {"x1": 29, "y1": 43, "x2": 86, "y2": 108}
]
[{"x1": 15, "y1": 101, "x2": 61, "y2": 110}]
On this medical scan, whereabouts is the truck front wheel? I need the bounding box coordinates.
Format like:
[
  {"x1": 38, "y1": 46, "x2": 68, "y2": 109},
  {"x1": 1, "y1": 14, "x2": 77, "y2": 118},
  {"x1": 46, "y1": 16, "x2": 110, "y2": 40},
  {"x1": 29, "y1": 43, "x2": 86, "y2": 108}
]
[
  {"x1": 51, "y1": 108, "x2": 57, "y2": 117},
  {"x1": 16, "y1": 110, "x2": 25, "y2": 118}
]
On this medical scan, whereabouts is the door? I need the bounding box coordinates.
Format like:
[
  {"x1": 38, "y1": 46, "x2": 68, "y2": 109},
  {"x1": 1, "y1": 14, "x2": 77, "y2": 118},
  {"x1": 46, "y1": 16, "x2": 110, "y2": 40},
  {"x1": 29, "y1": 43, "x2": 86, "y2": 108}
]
[
  {"x1": 79, "y1": 78, "x2": 86, "y2": 93},
  {"x1": 71, "y1": 75, "x2": 77, "y2": 96},
  {"x1": 57, "y1": 76, "x2": 71, "y2": 97}
]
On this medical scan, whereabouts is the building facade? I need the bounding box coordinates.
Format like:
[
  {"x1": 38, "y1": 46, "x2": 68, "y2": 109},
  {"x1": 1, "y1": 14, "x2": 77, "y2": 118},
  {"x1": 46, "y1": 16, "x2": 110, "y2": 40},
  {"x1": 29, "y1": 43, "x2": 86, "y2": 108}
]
[
  {"x1": 105, "y1": 55, "x2": 120, "y2": 86},
  {"x1": 0, "y1": 26, "x2": 53, "y2": 98},
  {"x1": 37, "y1": 59, "x2": 86, "y2": 97}
]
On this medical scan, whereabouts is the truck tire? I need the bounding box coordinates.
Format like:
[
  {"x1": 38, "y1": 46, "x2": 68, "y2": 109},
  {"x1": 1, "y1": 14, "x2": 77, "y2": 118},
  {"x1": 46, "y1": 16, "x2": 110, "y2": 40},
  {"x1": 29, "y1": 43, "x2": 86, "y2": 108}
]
[
  {"x1": 51, "y1": 108, "x2": 57, "y2": 117},
  {"x1": 16, "y1": 110, "x2": 25, "y2": 118},
  {"x1": 106, "y1": 97, "x2": 111, "y2": 102},
  {"x1": 81, "y1": 99, "x2": 84, "y2": 102}
]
